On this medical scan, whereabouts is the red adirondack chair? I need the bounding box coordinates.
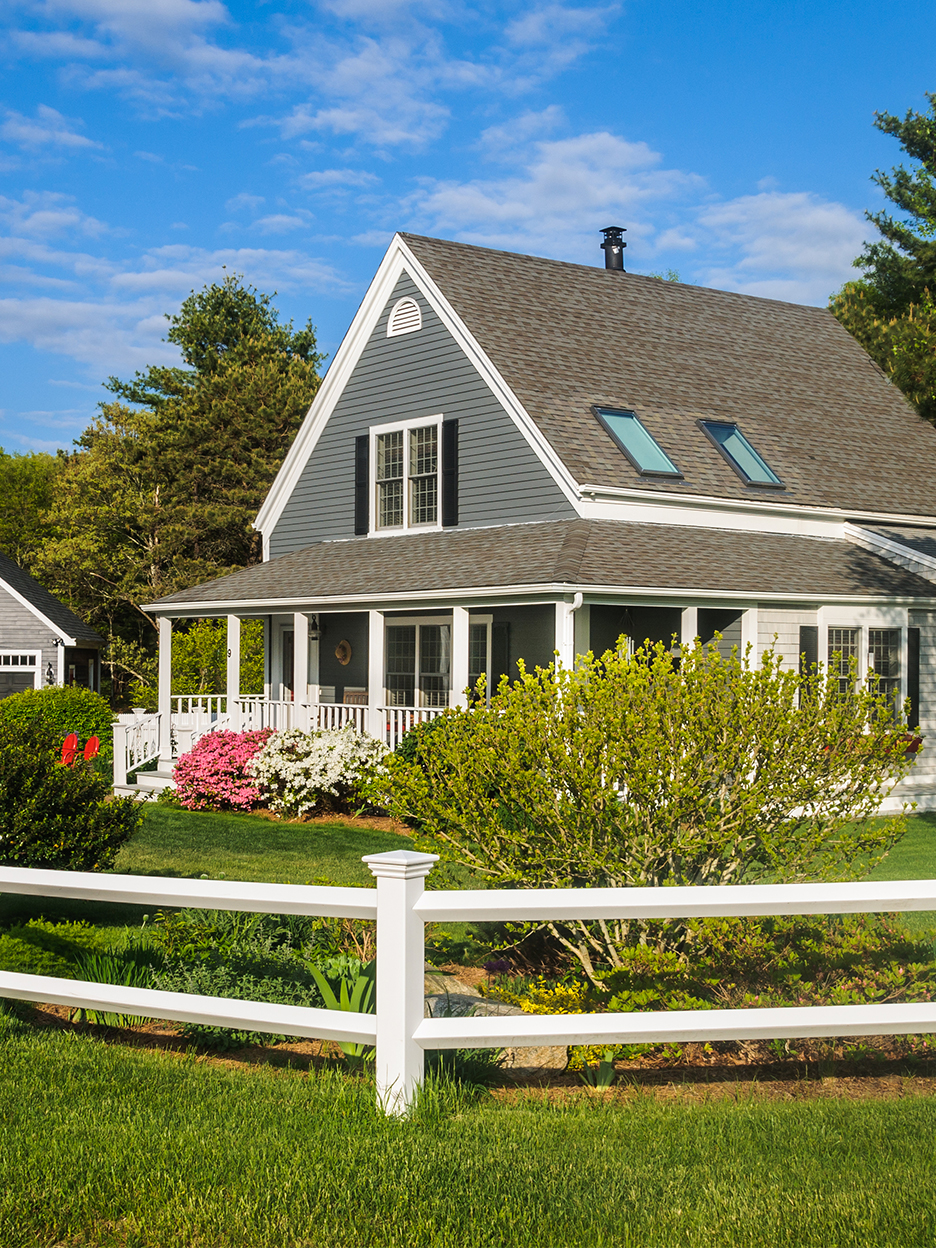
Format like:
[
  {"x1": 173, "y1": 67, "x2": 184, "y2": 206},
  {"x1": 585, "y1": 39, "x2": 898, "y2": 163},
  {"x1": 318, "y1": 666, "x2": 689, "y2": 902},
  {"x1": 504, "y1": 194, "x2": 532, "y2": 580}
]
[
  {"x1": 60, "y1": 732, "x2": 79, "y2": 767},
  {"x1": 83, "y1": 736, "x2": 100, "y2": 762}
]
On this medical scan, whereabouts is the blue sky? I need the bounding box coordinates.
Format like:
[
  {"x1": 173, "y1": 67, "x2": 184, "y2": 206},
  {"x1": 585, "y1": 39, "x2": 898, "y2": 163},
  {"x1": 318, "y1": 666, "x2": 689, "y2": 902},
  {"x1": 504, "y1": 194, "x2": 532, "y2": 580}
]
[{"x1": 2, "y1": 0, "x2": 934, "y2": 454}]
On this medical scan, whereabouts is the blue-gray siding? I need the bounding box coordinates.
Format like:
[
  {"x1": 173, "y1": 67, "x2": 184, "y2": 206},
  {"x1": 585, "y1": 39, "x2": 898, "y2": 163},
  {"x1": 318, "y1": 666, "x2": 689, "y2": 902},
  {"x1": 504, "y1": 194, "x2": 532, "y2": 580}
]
[
  {"x1": 0, "y1": 587, "x2": 57, "y2": 693},
  {"x1": 270, "y1": 272, "x2": 575, "y2": 557}
]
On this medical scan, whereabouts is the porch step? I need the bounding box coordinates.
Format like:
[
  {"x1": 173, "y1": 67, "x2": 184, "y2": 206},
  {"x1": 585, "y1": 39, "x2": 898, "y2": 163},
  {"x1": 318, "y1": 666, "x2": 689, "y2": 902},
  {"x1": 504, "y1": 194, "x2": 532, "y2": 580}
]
[
  {"x1": 135, "y1": 768, "x2": 176, "y2": 792},
  {"x1": 113, "y1": 767, "x2": 176, "y2": 800}
]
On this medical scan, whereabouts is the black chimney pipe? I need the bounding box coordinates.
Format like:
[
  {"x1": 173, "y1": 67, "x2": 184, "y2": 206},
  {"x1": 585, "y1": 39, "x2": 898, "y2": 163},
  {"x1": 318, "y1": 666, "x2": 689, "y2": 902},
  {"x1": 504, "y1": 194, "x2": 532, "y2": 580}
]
[{"x1": 600, "y1": 226, "x2": 626, "y2": 271}]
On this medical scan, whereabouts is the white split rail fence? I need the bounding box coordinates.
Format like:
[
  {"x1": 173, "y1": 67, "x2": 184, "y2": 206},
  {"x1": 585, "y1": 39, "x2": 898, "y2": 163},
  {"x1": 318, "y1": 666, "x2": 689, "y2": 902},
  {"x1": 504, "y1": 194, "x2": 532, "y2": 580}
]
[{"x1": 4, "y1": 853, "x2": 936, "y2": 1115}]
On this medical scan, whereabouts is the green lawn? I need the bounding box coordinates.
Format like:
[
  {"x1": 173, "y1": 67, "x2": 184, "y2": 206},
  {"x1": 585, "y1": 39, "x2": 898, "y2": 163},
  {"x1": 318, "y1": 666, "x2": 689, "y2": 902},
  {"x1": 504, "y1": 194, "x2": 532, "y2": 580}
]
[
  {"x1": 868, "y1": 811, "x2": 936, "y2": 931},
  {"x1": 0, "y1": 806, "x2": 412, "y2": 930},
  {"x1": 0, "y1": 1009, "x2": 934, "y2": 1248}
]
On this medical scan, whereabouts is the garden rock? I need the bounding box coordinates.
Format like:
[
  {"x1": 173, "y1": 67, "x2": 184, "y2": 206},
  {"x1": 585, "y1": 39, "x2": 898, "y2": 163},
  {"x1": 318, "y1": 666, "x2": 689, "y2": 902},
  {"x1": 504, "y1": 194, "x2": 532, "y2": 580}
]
[{"x1": 424, "y1": 974, "x2": 567, "y2": 1078}]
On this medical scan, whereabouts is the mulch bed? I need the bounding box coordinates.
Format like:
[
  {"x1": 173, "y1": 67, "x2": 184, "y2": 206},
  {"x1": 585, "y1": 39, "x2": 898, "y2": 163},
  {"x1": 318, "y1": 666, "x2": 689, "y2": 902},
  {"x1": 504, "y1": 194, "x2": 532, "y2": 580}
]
[{"x1": 15, "y1": 1001, "x2": 936, "y2": 1103}]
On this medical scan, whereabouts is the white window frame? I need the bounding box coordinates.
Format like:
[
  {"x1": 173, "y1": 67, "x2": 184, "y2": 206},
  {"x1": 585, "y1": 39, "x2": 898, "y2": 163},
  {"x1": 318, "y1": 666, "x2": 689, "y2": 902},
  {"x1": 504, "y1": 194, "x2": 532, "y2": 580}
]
[
  {"x1": 818, "y1": 606, "x2": 909, "y2": 708},
  {"x1": 0, "y1": 651, "x2": 41, "y2": 691},
  {"x1": 384, "y1": 614, "x2": 453, "y2": 707},
  {"x1": 370, "y1": 414, "x2": 443, "y2": 536}
]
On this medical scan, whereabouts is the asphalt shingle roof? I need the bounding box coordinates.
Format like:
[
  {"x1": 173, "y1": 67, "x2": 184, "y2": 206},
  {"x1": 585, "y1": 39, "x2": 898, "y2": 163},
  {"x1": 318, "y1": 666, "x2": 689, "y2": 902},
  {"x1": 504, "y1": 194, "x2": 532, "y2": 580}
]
[
  {"x1": 401, "y1": 234, "x2": 936, "y2": 517},
  {"x1": 150, "y1": 520, "x2": 936, "y2": 610},
  {"x1": 0, "y1": 550, "x2": 103, "y2": 645}
]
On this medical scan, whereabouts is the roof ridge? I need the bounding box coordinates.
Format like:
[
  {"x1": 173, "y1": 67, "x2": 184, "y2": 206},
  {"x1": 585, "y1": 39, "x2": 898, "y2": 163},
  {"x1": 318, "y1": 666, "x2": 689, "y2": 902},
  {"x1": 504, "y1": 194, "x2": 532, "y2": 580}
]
[{"x1": 553, "y1": 520, "x2": 591, "y2": 583}]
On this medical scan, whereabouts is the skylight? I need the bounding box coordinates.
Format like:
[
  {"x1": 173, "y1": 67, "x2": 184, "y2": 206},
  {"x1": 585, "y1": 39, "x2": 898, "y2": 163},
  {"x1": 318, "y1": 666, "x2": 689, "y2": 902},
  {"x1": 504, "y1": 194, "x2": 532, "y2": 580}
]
[
  {"x1": 594, "y1": 408, "x2": 682, "y2": 477},
  {"x1": 699, "y1": 421, "x2": 783, "y2": 486}
]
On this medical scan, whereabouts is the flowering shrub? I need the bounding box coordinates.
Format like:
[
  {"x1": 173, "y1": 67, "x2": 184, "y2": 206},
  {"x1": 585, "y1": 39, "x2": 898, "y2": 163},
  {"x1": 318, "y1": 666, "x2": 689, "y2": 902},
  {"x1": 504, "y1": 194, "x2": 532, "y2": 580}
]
[
  {"x1": 247, "y1": 727, "x2": 388, "y2": 818},
  {"x1": 173, "y1": 729, "x2": 273, "y2": 811}
]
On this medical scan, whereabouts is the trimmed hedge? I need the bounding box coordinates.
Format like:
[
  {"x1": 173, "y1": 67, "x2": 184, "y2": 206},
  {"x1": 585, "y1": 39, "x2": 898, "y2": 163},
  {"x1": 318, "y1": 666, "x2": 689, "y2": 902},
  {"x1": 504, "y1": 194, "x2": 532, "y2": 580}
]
[{"x1": 0, "y1": 685, "x2": 114, "y2": 762}]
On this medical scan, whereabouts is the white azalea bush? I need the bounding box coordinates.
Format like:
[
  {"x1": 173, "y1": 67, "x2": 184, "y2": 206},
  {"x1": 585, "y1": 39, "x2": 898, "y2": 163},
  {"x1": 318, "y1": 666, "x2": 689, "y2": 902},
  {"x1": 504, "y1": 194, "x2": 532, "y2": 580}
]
[{"x1": 246, "y1": 727, "x2": 389, "y2": 818}]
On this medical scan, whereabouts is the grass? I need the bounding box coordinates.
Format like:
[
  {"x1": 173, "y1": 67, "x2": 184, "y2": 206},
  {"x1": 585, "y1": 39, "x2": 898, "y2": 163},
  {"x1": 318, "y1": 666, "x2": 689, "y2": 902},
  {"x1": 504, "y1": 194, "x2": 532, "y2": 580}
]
[
  {"x1": 1, "y1": 1010, "x2": 935, "y2": 1248},
  {"x1": 868, "y1": 811, "x2": 936, "y2": 931},
  {"x1": 0, "y1": 805, "x2": 412, "y2": 930}
]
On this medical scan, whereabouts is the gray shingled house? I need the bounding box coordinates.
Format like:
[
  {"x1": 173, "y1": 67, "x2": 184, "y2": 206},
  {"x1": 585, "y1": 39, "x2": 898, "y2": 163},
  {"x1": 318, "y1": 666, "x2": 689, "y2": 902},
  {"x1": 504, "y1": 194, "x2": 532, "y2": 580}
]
[
  {"x1": 0, "y1": 550, "x2": 103, "y2": 698},
  {"x1": 137, "y1": 231, "x2": 936, "y2": 808}
]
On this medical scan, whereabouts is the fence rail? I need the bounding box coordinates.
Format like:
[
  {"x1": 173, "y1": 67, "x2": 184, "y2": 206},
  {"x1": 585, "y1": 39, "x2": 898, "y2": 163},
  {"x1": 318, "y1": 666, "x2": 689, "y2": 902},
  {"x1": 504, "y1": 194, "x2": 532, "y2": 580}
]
[{"x1": 7, "y1": 857, "x2": 936, "y2": 1116}]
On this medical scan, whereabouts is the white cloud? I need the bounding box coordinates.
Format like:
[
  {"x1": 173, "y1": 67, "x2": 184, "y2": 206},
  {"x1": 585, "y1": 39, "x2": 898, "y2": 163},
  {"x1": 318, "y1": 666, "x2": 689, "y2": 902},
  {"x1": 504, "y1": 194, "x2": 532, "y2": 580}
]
[
  {"x1": 297, "y1": 167, "x2": 379, "y2": 189},
  {"x1": 225, "y1": 192, "x2": 265, "y2": 212},
  {"x1": 251, "y1": 213, "x2": 314, "y2": 234},
  {"x1": 0, "y1": 191, "x2": 108, "y2": 238},
  {"x1": 0, "y1": 104, "x2": 103, "y2": 151},
  {"x1": 407, "y1": 130, "x2": 701, "y2": 260},
  {"x1": 694, "y1": 191, "x2": 869, "y2": 304}
]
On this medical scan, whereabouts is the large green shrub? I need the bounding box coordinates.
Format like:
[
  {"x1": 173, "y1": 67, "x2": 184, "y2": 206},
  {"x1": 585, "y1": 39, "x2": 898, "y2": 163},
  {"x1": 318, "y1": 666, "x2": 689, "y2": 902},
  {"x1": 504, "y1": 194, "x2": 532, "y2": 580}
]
[
  {"x1": 0, "y1": 685, "x2": 114, "y2": 763},
  {"x1": 373, "y1": 639, "x2": 916, "y2": 982},
  {"x1": 0, "y1": 719, "x2": 141, "y2": 871}
]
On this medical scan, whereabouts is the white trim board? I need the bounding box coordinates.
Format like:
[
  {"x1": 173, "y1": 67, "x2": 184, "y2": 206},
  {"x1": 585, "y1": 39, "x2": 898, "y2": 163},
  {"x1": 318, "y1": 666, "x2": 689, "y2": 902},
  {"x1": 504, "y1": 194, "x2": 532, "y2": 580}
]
[
  {"x1": 254, "y1": 234, "x2": 580, "y2": 555},
  {"x1": 143, "y1": 583, "x2": 936, "y2": 617},
  {"x1": 845, "y1": 522, "x2": 936, "y2": 585},
  {"x1": 0, "y1": 575, "x2": 77, "y2": 645}
]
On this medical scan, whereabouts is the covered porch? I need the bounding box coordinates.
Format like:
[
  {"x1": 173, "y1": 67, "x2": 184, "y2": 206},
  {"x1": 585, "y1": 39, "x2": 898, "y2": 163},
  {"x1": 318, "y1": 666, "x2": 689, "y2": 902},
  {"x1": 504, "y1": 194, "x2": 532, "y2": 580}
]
[{"x1": 112, "y1": 595, "x2": 761, "y2": 793}]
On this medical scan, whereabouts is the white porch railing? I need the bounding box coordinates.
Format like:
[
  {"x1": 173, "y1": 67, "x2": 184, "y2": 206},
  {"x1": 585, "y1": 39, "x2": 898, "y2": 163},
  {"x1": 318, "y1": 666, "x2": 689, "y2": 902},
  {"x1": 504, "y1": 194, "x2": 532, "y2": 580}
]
[
  {"x1": 112, "y1": 713, "x2": 161, "y2": 787},
  {"x1": 380, "y1": 705, "x2": 445, "y2": 749},
  {"x1": 114, "y1": 701, "x2": 445, "y2": 787},
  {"x1": 3, "y1": 857, "x2": 936, "y2": 1117}
]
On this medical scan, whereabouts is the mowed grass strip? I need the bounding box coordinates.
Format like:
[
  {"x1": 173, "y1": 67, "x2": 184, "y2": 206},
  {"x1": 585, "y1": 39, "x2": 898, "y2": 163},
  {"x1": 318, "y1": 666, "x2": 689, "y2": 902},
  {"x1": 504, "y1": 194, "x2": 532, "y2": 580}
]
[
  {"x1": 0, "y1": 806, "x2": 411, "y2": 928},
  {"x1": 117, "y1": 805, "x2": 411, "y2": 885},
  {"x1": 1, "y1": 1011, "x2": 935, "y2": 1248}
]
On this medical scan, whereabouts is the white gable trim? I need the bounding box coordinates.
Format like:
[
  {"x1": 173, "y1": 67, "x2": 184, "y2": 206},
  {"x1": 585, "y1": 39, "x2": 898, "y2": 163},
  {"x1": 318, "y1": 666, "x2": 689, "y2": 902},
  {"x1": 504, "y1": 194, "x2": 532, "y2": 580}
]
[
  {"x1": 254, "y1": 234, "x2": 581, "y2": 556},
  {"x1": 844, "y1": 522, "x2": 936, "y2": 585},
  {"x1": 0, "y1": 575, "x2": 77, "y2": 644}
]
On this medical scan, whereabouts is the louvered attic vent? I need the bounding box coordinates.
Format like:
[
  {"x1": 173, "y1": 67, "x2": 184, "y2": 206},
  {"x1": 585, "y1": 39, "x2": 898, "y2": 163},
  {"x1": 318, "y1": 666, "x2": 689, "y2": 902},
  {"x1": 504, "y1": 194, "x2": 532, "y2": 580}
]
[{"x1": 387, "y1": 297, "x2": 422, "y2": 337}]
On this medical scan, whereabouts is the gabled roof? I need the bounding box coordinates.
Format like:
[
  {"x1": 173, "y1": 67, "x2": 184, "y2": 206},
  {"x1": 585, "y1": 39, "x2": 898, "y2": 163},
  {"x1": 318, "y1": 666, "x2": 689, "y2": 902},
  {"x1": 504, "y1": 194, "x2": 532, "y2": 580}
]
[
  {"x1": 0, "y1": 550, "x2": 103, "y2": 645},
  {"x1": 148, "y1": 520, "x2": 936, "y2": 613},
  {"x1": 399, "y1": 234, "x2": 936, "y2": 517}
]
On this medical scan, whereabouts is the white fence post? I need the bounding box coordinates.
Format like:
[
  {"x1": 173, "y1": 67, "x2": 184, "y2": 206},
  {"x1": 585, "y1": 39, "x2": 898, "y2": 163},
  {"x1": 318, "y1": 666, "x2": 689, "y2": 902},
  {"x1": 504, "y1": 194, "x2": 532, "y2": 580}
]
[
  {"x1": 363, "y1": 849, "x2": 438, "y2": 1116},
  {"x1": 112, "y1": 722, "x2": 128, "y2": 787}
]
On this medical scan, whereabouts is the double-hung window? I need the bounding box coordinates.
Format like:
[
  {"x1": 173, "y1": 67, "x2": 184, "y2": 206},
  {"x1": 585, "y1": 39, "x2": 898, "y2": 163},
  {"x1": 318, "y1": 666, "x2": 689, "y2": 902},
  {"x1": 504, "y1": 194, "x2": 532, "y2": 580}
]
[
  {"x1": 374, "y1": 417, "x2": 441, "y2": 532},
  {"x1": 385, "y1": 620, "x2": 450, "y2": 707}
]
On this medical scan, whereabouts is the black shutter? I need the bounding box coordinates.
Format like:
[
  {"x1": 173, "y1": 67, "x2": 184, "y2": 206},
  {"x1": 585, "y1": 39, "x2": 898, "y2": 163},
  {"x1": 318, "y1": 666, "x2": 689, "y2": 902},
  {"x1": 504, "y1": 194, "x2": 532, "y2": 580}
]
[
  {"x1": 491, "y1": 621, "x2": 510, "y2": 686},
  {"x1": 354, "y1": 435, "x2": 369, "y2": 535},
  {"x1": 908, "y1": 627, "x2": 921, "y2": 727},
  {"x1": 441, "y1": 419, "x2": 458, "y2": 527},
  {"x1": 799, "y1": 625, "x2": 818, "y2": 699}
]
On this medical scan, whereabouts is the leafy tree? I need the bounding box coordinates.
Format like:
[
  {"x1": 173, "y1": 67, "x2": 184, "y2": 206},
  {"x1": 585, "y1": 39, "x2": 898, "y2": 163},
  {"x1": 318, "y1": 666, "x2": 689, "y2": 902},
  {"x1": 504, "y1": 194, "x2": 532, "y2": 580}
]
[
  {"x1": 126, "y1": 618, "x2": 265, "y2": 711},
  {"x1": 34, "y1": 275, "x2": 323, "y2": 695},
  {"x1": 831, "y1": 94, "x2": 936, "y2": 422},
  {"x1": 373, "y1": 640, "x2": 913, "y2": 985},
  {"x1": 0, "y1": 448, "x2": 61, "y2": 572}
]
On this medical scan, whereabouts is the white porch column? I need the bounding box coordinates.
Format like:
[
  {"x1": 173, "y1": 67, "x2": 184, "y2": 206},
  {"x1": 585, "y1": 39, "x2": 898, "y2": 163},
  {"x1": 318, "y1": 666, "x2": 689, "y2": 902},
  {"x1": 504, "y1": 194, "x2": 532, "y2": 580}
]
[
  {"x1": 157, "y1": 616, "x2": 173, "y2": 766},
  {"x1": 293, "y1": 611, "x2": 310, "y2": 731},
  {"x1": 741, "y1": 607, "x2": 759, "y2": 667},
  {"x1": 451, "y1": 606, "x2": 470, "y2": 708},
  {"x1": 680, "y1": 606, "x2": 698, "y2": 648},
  {"x1": 226, "y1": 615, "x2": 241, "y2": 730},
  {"x1": 368, "y1": 610, "x2": 385, "y2": 739}
]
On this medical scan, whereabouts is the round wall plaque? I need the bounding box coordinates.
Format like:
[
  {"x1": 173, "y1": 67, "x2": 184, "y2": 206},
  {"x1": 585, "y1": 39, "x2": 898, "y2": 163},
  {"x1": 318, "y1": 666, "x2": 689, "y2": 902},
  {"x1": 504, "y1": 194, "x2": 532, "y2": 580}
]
[{"x1": 335, "y1": 639, "x2": 352, "y2": 666}]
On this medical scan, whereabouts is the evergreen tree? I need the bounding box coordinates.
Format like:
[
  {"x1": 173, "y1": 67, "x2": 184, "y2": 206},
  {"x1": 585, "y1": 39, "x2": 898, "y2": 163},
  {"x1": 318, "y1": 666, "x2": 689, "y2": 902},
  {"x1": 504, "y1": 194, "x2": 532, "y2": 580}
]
[
  {"x1": 36, "y1": 275, "x2": 323, "y2": 696},
  {"x1": 831, "y1": 95, "x2": 936, "y2": 424}
]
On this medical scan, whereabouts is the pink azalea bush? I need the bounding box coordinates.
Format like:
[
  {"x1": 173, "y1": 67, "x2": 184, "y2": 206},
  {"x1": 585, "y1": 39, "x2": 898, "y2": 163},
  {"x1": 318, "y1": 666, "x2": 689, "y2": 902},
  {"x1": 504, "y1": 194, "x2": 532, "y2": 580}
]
[{"x1": 173, "y1": 729, "x2": 273, "y2": 811}]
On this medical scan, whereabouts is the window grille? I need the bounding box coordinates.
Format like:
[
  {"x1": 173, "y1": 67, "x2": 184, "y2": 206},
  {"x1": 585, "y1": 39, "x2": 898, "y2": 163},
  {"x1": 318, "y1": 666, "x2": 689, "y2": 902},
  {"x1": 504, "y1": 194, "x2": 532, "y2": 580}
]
[
  {"x1": 376, "y1": 431, "x2": 404, "y2": 529},
  {"x1": 827, "y1": 628, "x2": 859, "y2": 697},
  {"x1": 385, "y1": 626, "x2": 416, "y2": 706},
  {"x1": 409, "y1": 426, "x2": 438, "y2": 526},
  {"x1": 868, "y1": 628, "x2": 901, "y2": 708}
]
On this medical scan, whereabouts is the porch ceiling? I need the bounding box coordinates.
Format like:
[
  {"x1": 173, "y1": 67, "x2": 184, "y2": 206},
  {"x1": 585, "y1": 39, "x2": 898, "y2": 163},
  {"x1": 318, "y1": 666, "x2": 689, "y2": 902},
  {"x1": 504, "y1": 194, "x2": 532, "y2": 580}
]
[{"x1": 143, "y1": 519, "x2": 936, "y2": 615}]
